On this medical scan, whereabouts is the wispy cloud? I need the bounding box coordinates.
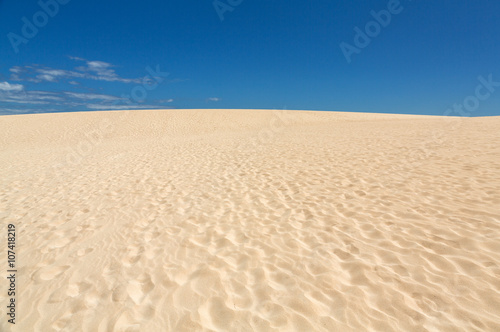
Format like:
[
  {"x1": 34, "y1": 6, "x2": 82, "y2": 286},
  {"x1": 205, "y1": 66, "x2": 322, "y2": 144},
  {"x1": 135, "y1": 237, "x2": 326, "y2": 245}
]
[
  {"x1": 0, "y1": 84, "x2": 63, "y2": 105},
  {"x1": 0, "y1": 82, "x2": 168, "y2": 112},
  {"x1": 0, "y1": 82, "x2": 115, "y2": 108},
  {"x1": 64, "y1": 92, "x2": 122, "y2": 101},
  {"x1": 1, "y1": 57, "x2": 185, "y2": 115},
  {"x1": 10, "y1": 57, "x2": 141, "y2": 84},
  {"x1": 73, "y1": 58, "x2": 141, "y2": 83},
  {"x1": 0, "y1": 81, "x2": 24, "y2": 92},
  {"x1": 68, "y1": 56, "x2": 85, "y2": 61},
  {"x1": 85, "y1": 104, "x2": 168, "y2": 110},
  {"x1": 10, "y1": 66, "x2": 84, "y2": 83},
  {"x1": 0, "y1": 108, "x2": 59, "y2": 116},
  {"x1": 207, "y1": 97, "x2": 221, "y2": 102}
]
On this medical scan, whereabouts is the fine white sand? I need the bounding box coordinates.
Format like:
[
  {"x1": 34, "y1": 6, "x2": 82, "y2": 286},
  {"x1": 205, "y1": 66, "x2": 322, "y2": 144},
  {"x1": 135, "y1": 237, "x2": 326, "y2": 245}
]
[{"x1": 1, "y1": 109, "x2": 500, "y2": 331}]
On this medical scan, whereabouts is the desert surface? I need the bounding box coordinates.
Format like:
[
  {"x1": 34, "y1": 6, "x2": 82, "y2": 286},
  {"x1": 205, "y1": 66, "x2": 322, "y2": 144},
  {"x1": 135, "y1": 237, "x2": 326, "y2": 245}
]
[{"x1": 1, "y1": 109, "x2": 500, "y2": 331}]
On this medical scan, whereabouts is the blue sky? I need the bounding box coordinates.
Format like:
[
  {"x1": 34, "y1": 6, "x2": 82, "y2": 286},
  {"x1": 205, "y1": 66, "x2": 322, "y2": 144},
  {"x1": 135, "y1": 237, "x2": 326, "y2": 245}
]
[{"x1": 1, "y1": 0, "x2": 499, "y2": 116}]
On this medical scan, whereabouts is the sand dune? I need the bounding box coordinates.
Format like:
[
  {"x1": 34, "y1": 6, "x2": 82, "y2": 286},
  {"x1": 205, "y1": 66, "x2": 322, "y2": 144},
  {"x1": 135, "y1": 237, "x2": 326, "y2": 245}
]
[{"x1": 1, "y1": 109, "x2": 500, "y2": 331}]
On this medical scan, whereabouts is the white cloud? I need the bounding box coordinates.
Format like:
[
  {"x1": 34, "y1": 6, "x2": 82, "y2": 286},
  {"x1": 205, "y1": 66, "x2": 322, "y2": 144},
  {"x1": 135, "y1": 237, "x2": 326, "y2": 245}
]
[
  {"x1": 35, "y1": 74, "x2": 58, "y2": 82},
  {"x1": 72, "y1": 57, "x2": 141, "y2": 83},
  {"x1": 85, "y1": 104, "x2": 167, "y2": 110},
  {"x1": 0, "y1": 89, "x2": 63, "y2": 105},
  {"x1": 1, "y1": 57, "x2": 183, "y2": 114},
  {"x1": 9, "y1": 67, "x2": 23, "y2": 74},
  {"x1": 0, "y1": 82, "x2": 24, "y2": 92},
  {"x1": 0, "y1": 108, "x2": 58, "y2": 115},
  {"x1": 64, "y1": 92, "x2": 122, "y2": 101},
  {"x1": 68, "y1": 56, "x2": 85, "y2": 61},
  {"x1": 10, "y1": 57, "x2": 141, "y2": 84},
  {"x1": 207, "y1": 97, "x2": 220, "y2": 102}
]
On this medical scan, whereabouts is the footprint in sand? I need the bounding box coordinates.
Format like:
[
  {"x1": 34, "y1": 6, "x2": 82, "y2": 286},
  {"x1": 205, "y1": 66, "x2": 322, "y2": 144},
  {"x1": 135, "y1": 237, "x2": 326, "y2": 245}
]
[
  {"x1": 199, "y1": 296, "x2": 235, "y2": 329},
  {"x1": 66, "y1": 281, "x2": 92, "y2": 297},
  {"x1": 126, "y1": 273, "x2": 155, "y2": 304},
  {"x1": 33, "y1": 265, "x2": 70, "y2": 282},
  {"x1": 77, "y1": 247, "x2": 94, "y2": 257},
  {"x1": 41, "y1": 236, "x2": 76, "y2": 253},
  {"x1": 112, "y1": 285, "x2": 128, "y2": 302},
  {"x1": 122, "y1": 246, "x2": 144, "y2": 266}
]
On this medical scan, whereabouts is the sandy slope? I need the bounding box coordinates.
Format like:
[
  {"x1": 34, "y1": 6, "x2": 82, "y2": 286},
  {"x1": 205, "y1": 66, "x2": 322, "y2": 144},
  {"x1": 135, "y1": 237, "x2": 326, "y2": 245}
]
[{"x1": 1, "y1": 109, "x2": 500, "y2": 331}]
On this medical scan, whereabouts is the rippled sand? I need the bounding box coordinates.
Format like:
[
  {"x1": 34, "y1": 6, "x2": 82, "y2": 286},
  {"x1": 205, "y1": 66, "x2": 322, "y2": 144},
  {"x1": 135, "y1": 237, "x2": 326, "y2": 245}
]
[{"x1": 1, "y1": 109, "x2": 500, "y2": 331}]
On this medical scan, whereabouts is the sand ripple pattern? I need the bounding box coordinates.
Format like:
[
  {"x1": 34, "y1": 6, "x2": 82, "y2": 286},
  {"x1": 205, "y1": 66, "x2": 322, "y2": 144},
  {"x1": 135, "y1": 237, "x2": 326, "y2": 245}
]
[{"x1": 1, "y1": 110, "x2": 500, "y2": 331}]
